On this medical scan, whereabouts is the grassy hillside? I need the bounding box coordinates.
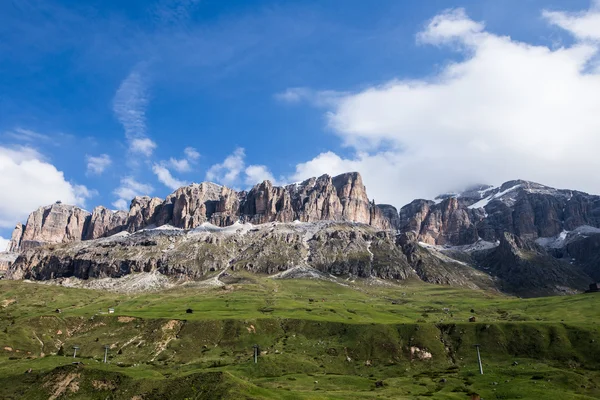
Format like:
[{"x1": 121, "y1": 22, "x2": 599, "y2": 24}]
[{"x1": 1, "y1": 276, "x2": 599, "y2": 399}]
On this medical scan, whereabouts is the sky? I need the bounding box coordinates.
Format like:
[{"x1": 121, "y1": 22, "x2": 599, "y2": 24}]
[{"x1": 2, "y1": 0, "x2": 600, "y2": 249}]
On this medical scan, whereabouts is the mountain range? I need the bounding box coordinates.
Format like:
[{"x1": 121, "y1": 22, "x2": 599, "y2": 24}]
[{"x1": 2, "y1": 172, "x2": 599, "y2": 296}]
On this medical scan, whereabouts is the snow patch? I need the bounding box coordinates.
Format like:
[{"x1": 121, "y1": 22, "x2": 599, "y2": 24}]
[
  {"x1": 468, "y1": 184, "x2": 522, "y2": 210},
  {"x1": 536, "y1": 230, "x2": 568, "y2": 249},
  {"x1": 572, "y1": 225, "x2": 600, "y2": 235},
  {"x1": 189, "y1": 221, "x2": 254, "y2": 236}
]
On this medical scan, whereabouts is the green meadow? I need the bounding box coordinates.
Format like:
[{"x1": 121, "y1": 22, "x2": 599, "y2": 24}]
[{"x1": 1, "y1": 276, "x2": 599, "y2": 399}]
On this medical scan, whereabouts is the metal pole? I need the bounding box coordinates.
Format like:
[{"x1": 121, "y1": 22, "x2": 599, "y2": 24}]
[
  {"x1": 73, "y1": 346, "x2": 79, "y2": 358},
  {"x1": 104, "y1": 346, "x2": 109, "y2": 363},
  {"x1": 253, "y1": 345, "x2": 258, "y2": 364},
  {"x1": 475, "y1": 344, "x2": 483, "y2": 375}
]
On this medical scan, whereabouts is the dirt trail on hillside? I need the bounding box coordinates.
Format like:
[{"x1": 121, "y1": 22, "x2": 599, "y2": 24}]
[
  {"x1": 45, "y1": 372, "x2": 80, "y2": 400},
  {"x1": 151, "y1": 320, "x2": 184, "y2": 361}
]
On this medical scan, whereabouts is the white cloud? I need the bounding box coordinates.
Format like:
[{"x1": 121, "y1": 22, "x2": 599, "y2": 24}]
[
  {"x1": 206, "y1": 147, "x2": 276, "y2": 187},
  {"x1": 86, "y1": 154, "x2": 112, "y2": 175},
  {"x1": 0, "y1": 146, "x2": 92, "y2": 227},
  {"x1": 168, "y1": 158, "x2": 190, "y2": 173},
  {"x1": 184, "y1": 146, "x2": 200, "y2": 161},
  {"x1": 113, "y1": 68, "x2": 157, "y2": 156},
  {"x1": 0, "y1": 236, "x2": 9, "y2": 252},
  {"x1": 417, "y1": 8, "x2": 484, "y2": 46},
  {"x1": 165, "y1": 146, "x2": 200, "y2": 173},
  {"x1": 112, "y1": 177, "x2": 153, "y2": 209},
  {"x1": 151, "y1": 146, "x2": 200, "y2": 189},
  {"x1": 543, "y1": 1, "x2": 600, "y2": 42},
  {"x1": 152, "y1": 164, "x2": 187, "y2": 190},
  {"x1": 245, "y1": 165, "x2": 276, "y2": 185},
  {"x1": 206, "y1": 147, "x2": 246, "y2": 186},
  {"x1": 130, "y1": 138, "x2": 157, "y2": 157},
  {"x1": 288, "y1": 4, "x2": 600, "y2": 208}
]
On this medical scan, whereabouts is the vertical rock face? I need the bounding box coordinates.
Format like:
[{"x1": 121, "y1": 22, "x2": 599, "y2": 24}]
[
  {"x1": 126, "y1": 197, "x2": 164, "y2": 232},
  {"x1": 211, "y1": 187, "x2": 243, "y2": 227},
  {"x1": 241, "y1": 181, "x2": 294, "y2": 224},
  {"x1": 8, "y1": 175, "x2": 600, "y2": 252},
  {"x1": 416, "y1": 197, "x2": 479, "y2": 245},
  {"x1": 377, "y1": 205, "x2": 401, "y2": 230},
  {"x1": 8, "y1": 223, "x2": 24, "y2": 252},
  {"x1": 399, "y1": 180, "x2": 600, "y2": 246},
  {"x1": 84, "y1": 207, "x2": 128, "y2": 240},
  {"x1": 284, "y1": 172, "x2": 390, "y2": 228},
  {"x1": 7, "y1": 172, "x2": 392, "y2": 252},
  {"x1": 288, "y1": 175, "x2": 343, "y2": 222},
  {"x1": 162, "y1": 182, "x2": 224, "y2": 229},
  {"x1": 17, "y1": 203, "x2": 91, "y2": 251},
  {"x1": 332, "y1": 173, "x2": 371, "y2": 223}
]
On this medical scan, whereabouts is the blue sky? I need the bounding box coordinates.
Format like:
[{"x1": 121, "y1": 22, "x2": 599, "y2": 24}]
[{"x1": 2, "y1": 0, "x2": 600, "y2": 246}]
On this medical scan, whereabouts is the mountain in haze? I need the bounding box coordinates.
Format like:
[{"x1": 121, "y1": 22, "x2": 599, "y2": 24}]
[{"x1": 3, "y1": 172, "x2": 600, "y2": 296}]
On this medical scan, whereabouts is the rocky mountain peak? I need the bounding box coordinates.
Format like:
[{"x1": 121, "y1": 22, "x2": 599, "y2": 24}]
[
  {"x1": 399, "y1": 179, "x2": 600, "y2": 246},
  {"x1": 7, "y1": 172, "x2": 390, "y2": 252},
  {"x1": 9, "y1": 202, "x2": 91, "y2": 252}
]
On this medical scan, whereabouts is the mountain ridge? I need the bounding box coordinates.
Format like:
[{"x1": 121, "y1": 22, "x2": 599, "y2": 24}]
[
  {"x1": 7, "y1": 172, "x2": 390, "y2": 252},
  {"x1": 3, "y1": 173, "x2": 600, "y2": 296}
]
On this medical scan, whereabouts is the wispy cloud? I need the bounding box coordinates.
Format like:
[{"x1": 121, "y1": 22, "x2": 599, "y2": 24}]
[
  {"x1": 112, "y1": 68, "x2": 157, "y2": 156},
  {"x1": 86, "y1": 154, "x2": 112, "y2": 176},
  {"x1": 4, "y1": 128, "x2": 51, "y2": 143},
  {"x1": 274, "y1": 87, "x2": 345, "y2": 107},
  {"x1": 113, "y1": 69, "x2": 147, "y2": 139}
]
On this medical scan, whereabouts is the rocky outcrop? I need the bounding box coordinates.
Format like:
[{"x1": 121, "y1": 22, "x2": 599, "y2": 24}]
[
  {"x1": 84, "y1": 207, "x2": 128, "y2": 240},
  {"x1": 377, "y1": 204, "x2": 401, "y2": 230},
  {"x1": 0, "y1": 252, "x2": 18, "y2": 272},
  {"x1": 7, "y1": 223, "x2": 24, "y2": 252},
  {"x1": 472, "y1": 232, "x2": 591, "y2": 296},
  {"x1": 159, "y1": 183, "x2": 224, "y2": 229},
  {"x1": 7, "y1": 173, "x2": 391, "y2": 252},
  {"x1": 399, "y1": 180, "x2": 600, "y2": 246},
  {"x1": 285, "y1": 173, "x2": 390, "y2": 229},
  {"x1": 6, "y1": 221, "x2": 496, "y2": 292},
  {"x1": 240, "y1": 180, "x2": 293, "y2": 224},
  {"x1": 15, "y1": 203, "x2": 91, "y2": 251},
  {"x1": 127, "y1": 196, "x2": 164, "y2": 232}
]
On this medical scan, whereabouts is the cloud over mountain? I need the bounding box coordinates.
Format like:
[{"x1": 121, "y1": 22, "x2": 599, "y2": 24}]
[{"x1": 289, "y1": 4, "x2": 600, "y2": 207}]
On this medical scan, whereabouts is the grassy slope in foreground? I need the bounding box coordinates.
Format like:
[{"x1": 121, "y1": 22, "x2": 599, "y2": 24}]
[{"x1": 0, "y1": 277, "x2": 599, "y2": 399}]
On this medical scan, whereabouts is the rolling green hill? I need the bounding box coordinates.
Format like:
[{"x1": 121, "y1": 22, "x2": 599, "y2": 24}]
[{"x1": 1, "y1": 276, "x2": 599, "y2": 399}]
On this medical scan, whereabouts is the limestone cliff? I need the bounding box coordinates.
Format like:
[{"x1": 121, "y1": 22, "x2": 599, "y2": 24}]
[
  {"x1": 7, "y1": 172, "x2": 390, "y2": 251},
  {"x1": 11, "y1": 203, "x2": 90, "y2": 251},
  {"x1": 399, "y1": 180, "x2": 600, "y2": 245}
]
